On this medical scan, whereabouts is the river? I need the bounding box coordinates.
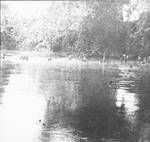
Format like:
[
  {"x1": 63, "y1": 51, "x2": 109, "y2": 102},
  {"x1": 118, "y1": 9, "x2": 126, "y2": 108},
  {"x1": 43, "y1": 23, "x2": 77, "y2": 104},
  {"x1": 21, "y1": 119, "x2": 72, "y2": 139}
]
[{"x1": 0, "y1": 51, "x2": 150, "y2": 142}]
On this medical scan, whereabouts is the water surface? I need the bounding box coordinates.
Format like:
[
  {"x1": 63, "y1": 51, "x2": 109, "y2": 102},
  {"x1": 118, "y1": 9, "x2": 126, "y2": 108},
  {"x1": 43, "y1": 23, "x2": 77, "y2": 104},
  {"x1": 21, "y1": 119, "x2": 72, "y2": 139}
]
[{"x1": 0, "y1": 52, "x2": 150, "y2": 142}]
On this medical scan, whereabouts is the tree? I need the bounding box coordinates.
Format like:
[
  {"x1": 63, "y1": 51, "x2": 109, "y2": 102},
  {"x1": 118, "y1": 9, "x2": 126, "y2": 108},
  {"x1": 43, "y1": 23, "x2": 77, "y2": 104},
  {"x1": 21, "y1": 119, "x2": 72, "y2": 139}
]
[
  {"x1": 122, "y1": 0, "x2": 150, "y2": 58},
  {"x1": 74, "y1": 0, "x2": 129, "y2": 58},
  {"x1": 1, "y1": 3, "x2": 17, "y2": 50},
  {"x1": 1, "y1": 1, "x2": 88, "y2": 51}
]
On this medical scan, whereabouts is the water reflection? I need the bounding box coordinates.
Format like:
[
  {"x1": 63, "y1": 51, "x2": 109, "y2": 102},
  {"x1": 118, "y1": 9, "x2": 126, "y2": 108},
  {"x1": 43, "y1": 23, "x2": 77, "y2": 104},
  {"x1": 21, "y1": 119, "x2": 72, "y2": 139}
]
[
  {"x1": 0, "y1": 62, "x2": 46, "y2": 142},
  {"x1": 116, "y1": 88, "x2": 138, "y2": 117},
  {"x1": 0, "y1": 62, "x2": 16, "y2": 103},
  {"x1": 37, "y1": 65, "x2": 138, "y2": 142},
  {"x1": 0, "y1": 59, "x2": 150, "y2": 142}
]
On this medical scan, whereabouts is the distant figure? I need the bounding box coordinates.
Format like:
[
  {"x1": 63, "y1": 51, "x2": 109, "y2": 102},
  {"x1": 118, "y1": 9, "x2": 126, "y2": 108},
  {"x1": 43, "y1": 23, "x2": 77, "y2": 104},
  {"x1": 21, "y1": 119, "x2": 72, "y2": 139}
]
[
  {"x1": 20, "y1": 56, "x2": 28, "y2": 61},
  {"x1": 109, "y1": 80, "x2": 113, "y2": 84},
  {"x1": 0, "y1": 53, "x2": 6, "y2": 59},
  {"x1": 2, "y1": 55, "x2": 5, "y2": 59},
  {"x1": 42, "y1": 123, "x2": 46, "y2": 127},
  {"x1": 37, "y1": 120, "x2": 46, "y2": 127},
  {"x1": 82, "y1": 55, "x2": 87, "y2": 62},
  {"x1": 120, "y1": 54, "x2": 123, "y2": 61},
  {"x1": 68, "y1": 55, "x2": 73, "y2": 60},
  {"x1": 3, "y1": 53, "x2": 6, "y2": 58},
  {"x1": 138, "y1": 56, "x2": 142, "y2": 63},
  {"x1": 123, "y1": 54, "x2": 126, "y2": 61},
  {"x1": 125, "y1": 54, "x2": 128, "y2": 63},
  {"x1": 142, "y1": 57, "x2": 147, "y2": 64},
  {"x1": 130, "y1": 65, "x2": 133, "y2": 68},
  {"x1": 36, "y1": 119, "x2": 42, "y2": 125},
  {"x1": 48, "y1": 57, "x2": 52, "y2": 61},
  {"x1": 122, "y1": 54, "x2": 128, "y2": 63}
]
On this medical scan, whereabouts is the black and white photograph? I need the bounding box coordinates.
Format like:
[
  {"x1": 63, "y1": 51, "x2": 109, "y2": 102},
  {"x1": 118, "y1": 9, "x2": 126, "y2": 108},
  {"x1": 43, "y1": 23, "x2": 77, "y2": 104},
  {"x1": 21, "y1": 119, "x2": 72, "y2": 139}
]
[{"x1": 0, "y1": 0, "x2": 150, "y2": 142}]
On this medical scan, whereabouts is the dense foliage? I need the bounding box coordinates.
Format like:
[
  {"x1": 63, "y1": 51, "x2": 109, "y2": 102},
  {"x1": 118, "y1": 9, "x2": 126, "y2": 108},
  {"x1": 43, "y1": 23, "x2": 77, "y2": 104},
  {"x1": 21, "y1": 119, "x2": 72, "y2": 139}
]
[{"x1": 1, "y1": 0, "x2": 150, "y2": 59}]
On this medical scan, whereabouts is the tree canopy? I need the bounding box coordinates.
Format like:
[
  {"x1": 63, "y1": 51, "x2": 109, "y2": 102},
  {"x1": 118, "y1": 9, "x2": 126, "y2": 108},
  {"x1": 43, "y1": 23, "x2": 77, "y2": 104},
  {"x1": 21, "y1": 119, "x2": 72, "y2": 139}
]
[{"x1": 1, "y1": 0, "x2": 150, "y2": 59}]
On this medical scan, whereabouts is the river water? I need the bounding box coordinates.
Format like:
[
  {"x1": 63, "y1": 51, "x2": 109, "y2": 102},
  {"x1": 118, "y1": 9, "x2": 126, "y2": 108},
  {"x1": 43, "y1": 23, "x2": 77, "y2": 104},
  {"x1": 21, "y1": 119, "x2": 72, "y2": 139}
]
[{"x1": 0, "y1": 52, "x2": 150, "y2": 142}]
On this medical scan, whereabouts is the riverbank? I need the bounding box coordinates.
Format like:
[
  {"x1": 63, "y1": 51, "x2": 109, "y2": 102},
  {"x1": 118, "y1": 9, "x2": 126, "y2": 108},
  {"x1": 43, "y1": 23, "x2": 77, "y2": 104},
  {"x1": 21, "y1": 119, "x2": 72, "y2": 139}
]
[{"x1": 1, "y1": 50, "x2": 150, "y2": 67}]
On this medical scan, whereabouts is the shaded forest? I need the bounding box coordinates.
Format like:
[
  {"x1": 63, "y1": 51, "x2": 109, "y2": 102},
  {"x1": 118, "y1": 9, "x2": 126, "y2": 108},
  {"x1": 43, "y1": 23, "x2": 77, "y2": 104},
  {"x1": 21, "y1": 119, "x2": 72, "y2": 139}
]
[{"x1": 1, "y1": 0, "x2": 150, "y2": 60}]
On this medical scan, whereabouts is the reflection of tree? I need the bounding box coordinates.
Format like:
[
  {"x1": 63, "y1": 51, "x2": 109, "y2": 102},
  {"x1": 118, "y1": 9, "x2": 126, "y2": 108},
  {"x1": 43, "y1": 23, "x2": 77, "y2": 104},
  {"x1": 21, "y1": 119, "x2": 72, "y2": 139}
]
[
  {"x1": 119, "y1": 67, "x2": 150, "y2": 141},
  {"x1": 36, "y1": 65, "x2": 81, "y2": 127},
  {"x1": 70, "y1": 68, "x2": 138, "y2": 141},
  {"x1": 37, "y1": 65, "x2": 140, "y2": 141},
  {"x1": 0, "y1": 62, "x2": 16, "y2": 102},
  {"x1": 136, "y1": 72, "x2": 150, "y2": 124}
]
